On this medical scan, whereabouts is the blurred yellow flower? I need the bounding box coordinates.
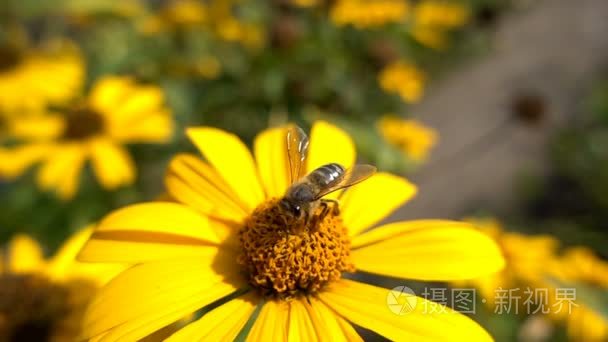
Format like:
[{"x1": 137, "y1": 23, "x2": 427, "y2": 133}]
[
  {"x1": 414, "y1": 1, "x2": 469, "y2": 28},
  {"x1": 160, "y1": 0, "x2": 207, "y2": 25},
  {"x1": 292, "y1": 0, "x2": 320, "y2": 7},
  {"x1": 377, "y1": 115, "x2": 438, "y2": 162},
  {"x1": 456, "y1": 218, "x2": 559, "y2": 307},
  {"x1": 460, "y1": 219, "x2": 608, "y2": 341},
  {"x1": 139, "y1": 0, "x2": 265, "y2": 50},
  {"x1": 214, "y1": 19, "x2": 265, "y2": 50},
  {"x1": 0, "y1": 41, "x2": 84, "y2": 112},
  {"x1": 63, "y1": 0, "x2": 144, "y2": 19},
  {"x1": 565, "y1": 306, "x2": 608, "y2": 341},
  {"x1": 378, "y1": 60, "x2": 426, "y2": 103},
  {"x1": 548, "y1": 247, "x2": 608, "y2": 341},
  {"x1": 551, "y1": 247, "x2": 608, "y2": 288},
  {"x1": 410, "y1": 0, "x2": 470, "y2": 50},
  {"x1": 0, "y1": 76, "x2": 174, "y2": 199},
  {"x1": 410, "y1": 25, "x2": 451, "y2": 50},
  {"x1": 77, "y1": 121, "x2": 504, "y2": 341},
  {"x1": 330, "y1": 0, "x2": 410, "y2": 29},
  {"x1": 139, "y1": 0, "x2": 207, "y2": 34},
  {"x1": 0, "y1": 229, "x2": 123, "y2": 341}
]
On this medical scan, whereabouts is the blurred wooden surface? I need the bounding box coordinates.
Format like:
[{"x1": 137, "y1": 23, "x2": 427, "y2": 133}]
[{"x1": 394, "y1": 0, "x2": 608, "y2": 220}]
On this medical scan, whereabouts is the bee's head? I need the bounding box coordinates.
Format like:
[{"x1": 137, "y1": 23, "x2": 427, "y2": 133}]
[{"x1": 279, "y1": 198, "x2": 303, "y2": 220}]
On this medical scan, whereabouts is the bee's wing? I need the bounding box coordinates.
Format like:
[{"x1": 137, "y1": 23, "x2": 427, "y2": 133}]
[
  {"x1": 314, "y1": 164, "x2": 377, "y2": 200},
  {"x1": 286, "y1": 124, "x2": 309, "y2": 184}
]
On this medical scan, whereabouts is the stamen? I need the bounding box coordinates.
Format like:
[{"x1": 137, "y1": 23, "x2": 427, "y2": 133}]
[{"x1": 238, "y1": 199, "x2": 355, "y2": 299}]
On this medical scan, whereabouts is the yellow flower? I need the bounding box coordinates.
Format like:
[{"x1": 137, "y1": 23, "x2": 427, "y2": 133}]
[
  {"x1": 139, "y1": 0, "x2": 208, "y2": 34},
  {"x1": 0, "y1": 76, "x2": 174, "y2": 199},
  {"x1": 378, "y1": 61, "x2": 426, "y2": 103},
  {"x1": 214, "y1": 18, "x2": 265, "y2": 50},
  {"x1": 139, "y1": 0, "x2": 265, "y2": 50},
  {"x1": 330, "y1": 0, "x2": 410, "y2": 29},
  {"x1": 0, "y1": 41, "x2": 84, "y2": 112},
  {"x1": 410, "y1": 0, "x2": 469, "y2": 50},
  {"x1": 78, "y1": 121, "x2": 504, "y2": 341},
  {"x1": 410, "y1": 25, "x2": 450, "y2": 50},
  {"x1": 292, "y1": 0, "x2": 320, "y2": 7},
  {"x1": 0, "y1": 229, "x2": 123, "y2": 341},
  {"x1": 377, "y1": 115, "x2": 438, "y2": 162},
  {"x1": 456, "y1": 218, "x2": 559, "y2": 307},
  {"x1": 548, "y1": 247, "x2": 608, "y2": 341},
  {"x1": 565, "y1": 306, "x2": 608, "y2": 341},
  {"x1": 159, "y1": 0, "x2": 208, "y2": 25},
  {"x1": 461, "y1": 219, "x2": 608, "y2": 341},
  {"x1": 413, "y1": 1, "x2": 469, "y2": 28},
  {"x1": 551, "y1": 247, "x2": 608, "y2": 288},
  {"x1": 410, "y1": 1, "x2": 470, "y2": 50}
]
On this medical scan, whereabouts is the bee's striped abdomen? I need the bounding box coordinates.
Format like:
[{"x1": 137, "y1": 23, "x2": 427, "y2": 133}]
[{"x1": 308, "y1": 163, "x2": 345, "y2": 187}]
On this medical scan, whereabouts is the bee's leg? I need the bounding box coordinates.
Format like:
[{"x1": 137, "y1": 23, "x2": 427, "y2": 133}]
[
  {"x1": 307, "y1": 213, "x2": 317, "y2": 230},
  {"x1": 310, "y1": 202, "x2": 330, "y2": 229},
  {"x1": 320, "y1": 199, "x2": 340, "y2": 215}
]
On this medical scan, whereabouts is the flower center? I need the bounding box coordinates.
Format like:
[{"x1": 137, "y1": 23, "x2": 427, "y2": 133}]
[
  {"x1": 0, "y1": 274, "x2": 96, "y2": 341},
  {"x1": 62, "y1": 107, "x2": 105, "y2": 140},
  {"x1": 238, "y1": 198, "x2": 355, "y2": 299},
  {"x1": 0, "y1": 47, "x2": 21, "y2": 72}
]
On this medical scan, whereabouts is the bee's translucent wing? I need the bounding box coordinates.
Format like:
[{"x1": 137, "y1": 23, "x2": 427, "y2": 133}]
[
  {"x1": 314, "y1": 164, "x2": 377, "y2": 200},
  {"x1": 286, "y1": 125, "x2": 309, "y2": 184}
]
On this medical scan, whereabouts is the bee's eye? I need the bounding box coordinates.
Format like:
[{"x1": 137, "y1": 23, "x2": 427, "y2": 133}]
[{"x1": 293, "y1": 206, "x2": 301, "y2": 216}]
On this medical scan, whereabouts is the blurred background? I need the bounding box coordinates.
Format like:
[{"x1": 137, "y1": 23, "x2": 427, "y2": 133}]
[{"x1": 0, "y1": 0, "x2": 607, "y2": 341}]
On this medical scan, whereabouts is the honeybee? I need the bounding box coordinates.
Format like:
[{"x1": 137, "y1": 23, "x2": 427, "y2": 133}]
[{"x1": 279, "y1": 125, "x2": 376, "y2": 225}]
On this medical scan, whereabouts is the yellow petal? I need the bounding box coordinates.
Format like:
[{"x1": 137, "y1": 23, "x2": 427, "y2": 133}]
[
  {"x1": 7, "y1": 234, "x2": 45, "y2": 273},
  {"x1": 165, "y1": 292, "x2": 258, "y2": 341},
  {"x1": 351, "y1": 220, "x2": 505, "y2": 280},
  {"x1": 9, "y1": 113, "x2": 64, "y2": 140},
  {"x1": 83, "y1": 258, "x2": 242, "y2": 340},
  {"x1": 36, "y1": 143, "x2": 86, "y2": 199},
  {"x1": 97, "y1": 202, "x2": 219, "y2": 243},
  {"x1": 0, "y1": 143, "x2": 50, "y2": 179},
  {"x1": 306, "y1": 121, "x2": 355, "y2": 172},
  {"x1": 108, "y1": 85, "x2": 165, "y2": 122},
  {"x1": 340, "y1": 172, "x2": 417, "y2": 237},
  {"x1": 319, "y1": 279, "x2": 493, "y2": 341},
  {"x1": 568, "y1": 307, "x2": 608, "y2": 341},
  {"x1": 47, "y1": 226, "x2": 126, "y2": 285},
  {"x1": 89, "y1": 76, "x2": 134, "y2": 114},
  {"x1": 187, "y1": 127, "x2": 265, "y2": 211},
  {"x1": 247, "y1": 300, "x2": 289, "y2": 341},
  {"x1": 88, "y1": 74, "x2": 172, "y2": 145},
  {"x1": 165, "y1": 153, "x2": 249, "y2": 223},
  {"x1": 254, "y1": 126, "x2": 290, "y2": 198},
  {"x1": 89, "y1": 331, "x2": 109, "y2": 342},
  {"x1": 108, "y1": 109, "x2": 173, "y2": 143},
  {"x1": 209, "y1": 218, "x2": 241, "y2": 247},
  {"x1": 288, "y1": 299, "x2": 319, "y2": 342},
  {"x1": 90, "y1": 138, "x2": 136, "y2": 190},
  {"x1": 77, "y1": 202, "x2": 224, "y2": 263},
  {"x1": 77, "y1": 238, "x2": 221, "y2": 264},
  {"x1": 305, "y1": 298, "x2": 362, "y2": 342},
  {"x1": 46, "y1": 227, "x2": 93, "y2": 277}
]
